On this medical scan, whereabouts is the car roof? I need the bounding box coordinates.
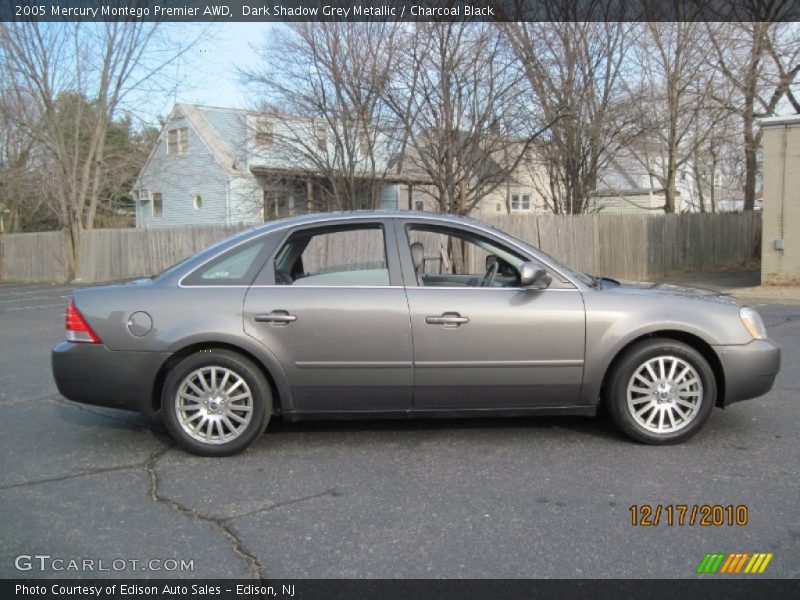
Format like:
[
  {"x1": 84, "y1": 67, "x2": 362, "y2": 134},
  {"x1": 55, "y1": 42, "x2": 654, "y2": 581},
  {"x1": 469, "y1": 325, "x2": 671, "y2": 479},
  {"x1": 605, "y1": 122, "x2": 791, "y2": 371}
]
[{"x1": 246, "y1": 210, "x2": 493, "y2": 234}]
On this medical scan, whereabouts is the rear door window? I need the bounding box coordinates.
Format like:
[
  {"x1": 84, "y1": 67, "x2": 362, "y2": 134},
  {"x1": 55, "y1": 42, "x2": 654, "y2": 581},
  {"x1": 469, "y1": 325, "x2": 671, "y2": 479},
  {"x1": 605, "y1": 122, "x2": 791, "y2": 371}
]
[{"x1": 275, "y1": 225, "x2": 389, "y2": 286}]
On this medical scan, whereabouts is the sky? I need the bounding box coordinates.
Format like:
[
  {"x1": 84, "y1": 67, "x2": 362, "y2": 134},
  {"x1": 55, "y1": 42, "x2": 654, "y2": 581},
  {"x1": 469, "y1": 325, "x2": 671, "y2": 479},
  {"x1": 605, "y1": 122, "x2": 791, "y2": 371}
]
[
  {"x1": 145, "y1": 22, "x2": 273, "y2": 123},
  {"x1": 138, "y1": 21, "x2": 800, "y2": 126}
]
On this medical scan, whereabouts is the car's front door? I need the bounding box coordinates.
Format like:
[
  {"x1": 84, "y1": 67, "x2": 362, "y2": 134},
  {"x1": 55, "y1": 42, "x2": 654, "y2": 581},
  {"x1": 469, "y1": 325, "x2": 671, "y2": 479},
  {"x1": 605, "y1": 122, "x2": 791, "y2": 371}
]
[
  {"x1": 396, "y1": 220, "x2": 586, "y2": 410},
  {"x1": 243, "y1": 221, "x2": 413, "y2": 414}
]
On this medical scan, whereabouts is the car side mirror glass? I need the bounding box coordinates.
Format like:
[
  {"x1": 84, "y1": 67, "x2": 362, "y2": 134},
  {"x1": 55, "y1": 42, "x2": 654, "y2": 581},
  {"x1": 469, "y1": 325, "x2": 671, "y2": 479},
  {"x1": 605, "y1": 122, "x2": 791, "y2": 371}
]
[{"x1": 519, "y1": 262, "x2": 552, "y2": 289}]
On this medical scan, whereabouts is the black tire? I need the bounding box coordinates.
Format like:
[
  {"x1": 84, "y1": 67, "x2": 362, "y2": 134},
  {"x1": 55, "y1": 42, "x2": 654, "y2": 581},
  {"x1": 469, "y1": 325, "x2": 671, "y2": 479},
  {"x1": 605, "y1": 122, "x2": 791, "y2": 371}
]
[
  {"x1": 606, "y1": 338, "x2": 716, "y2": 445},
  {"x1": 161, "y1": 349, "x2": 271, "y2": 456}
]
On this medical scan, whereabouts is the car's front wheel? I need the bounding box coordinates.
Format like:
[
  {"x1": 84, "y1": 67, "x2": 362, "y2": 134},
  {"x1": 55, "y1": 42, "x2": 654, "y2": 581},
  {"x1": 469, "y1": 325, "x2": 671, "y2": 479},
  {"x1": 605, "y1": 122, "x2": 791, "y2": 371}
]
[
  {"x1": 606, "y1": 339, "x2": 716, "y2": 444},
  {"x1": 161, "y1": 349, "x2": 271, "y2": 456}
]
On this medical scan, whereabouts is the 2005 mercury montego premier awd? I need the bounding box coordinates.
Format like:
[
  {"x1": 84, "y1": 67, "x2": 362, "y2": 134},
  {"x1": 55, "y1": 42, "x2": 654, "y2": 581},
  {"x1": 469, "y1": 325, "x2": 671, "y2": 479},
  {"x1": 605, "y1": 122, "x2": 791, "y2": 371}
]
[{"x1": 52, "y1": 211, "x2": 780, "y2": 456}]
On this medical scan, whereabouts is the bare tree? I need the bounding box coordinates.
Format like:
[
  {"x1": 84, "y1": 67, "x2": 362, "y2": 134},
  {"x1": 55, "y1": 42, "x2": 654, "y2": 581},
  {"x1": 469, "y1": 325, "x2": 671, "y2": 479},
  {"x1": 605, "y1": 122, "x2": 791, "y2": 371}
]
[
  {"x1": 624, "y1": 22, "x2": 726, "y2": 213},
  {"x1": 706, "y1": 21, "x2": 800, "y2": 211},
  {"x1": 0, "y1": 22, "x2": 202, "y2": 278},
  {"x1": 0, "y1": 82, "x2": 49, "y2": 231},
  {"x1": 243, "y1": 22, "x2": 401, "y2": 214},
  {"x1": 385, "y1": 22, "x2": 548, "y2": 217},
  {"x1": 689, "y1": 109, "x2": 743, "y2": 213},
  {"x1": 500, "y1": 21, "x2": 637, "y2": 214}
]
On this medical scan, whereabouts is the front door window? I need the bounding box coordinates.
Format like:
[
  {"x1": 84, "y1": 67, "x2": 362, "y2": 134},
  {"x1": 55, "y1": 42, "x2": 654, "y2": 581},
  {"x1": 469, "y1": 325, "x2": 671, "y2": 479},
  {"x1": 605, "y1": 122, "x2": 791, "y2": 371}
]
[{"x1": 407, "y1": 225, "x2": 537, "y2": 288}]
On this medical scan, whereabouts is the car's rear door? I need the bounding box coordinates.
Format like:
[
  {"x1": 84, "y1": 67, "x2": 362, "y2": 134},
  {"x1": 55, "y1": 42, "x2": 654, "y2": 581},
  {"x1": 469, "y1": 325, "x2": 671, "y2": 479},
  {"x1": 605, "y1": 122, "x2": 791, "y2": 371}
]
[
  {"x1": 396, "y1": 219, "x2": 586, "y2": 410},
  {"x1": 243, "y1": 219, "x2": 413, "y2": 415}
]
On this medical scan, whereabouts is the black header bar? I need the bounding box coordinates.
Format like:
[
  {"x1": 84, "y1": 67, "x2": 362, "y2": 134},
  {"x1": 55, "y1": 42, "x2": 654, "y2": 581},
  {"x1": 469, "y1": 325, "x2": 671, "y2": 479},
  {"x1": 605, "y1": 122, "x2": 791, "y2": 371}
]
[{"x1": 2, "y1": 0, "x2": 800, "y2": 22}]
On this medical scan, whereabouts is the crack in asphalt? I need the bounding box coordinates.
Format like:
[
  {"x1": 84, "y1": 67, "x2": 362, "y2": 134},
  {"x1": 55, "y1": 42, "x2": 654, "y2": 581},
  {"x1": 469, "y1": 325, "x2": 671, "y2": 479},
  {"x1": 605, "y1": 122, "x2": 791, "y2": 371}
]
[
  {"x1": 228, "y1": 488, "x2": 340, "y2": 521},
  {"x1": 0, "y1": 461, "x2": 146, "y2": 491},
  {"x1": 145, "y1": 446, "x2": 266, "y2": 580},
  {"x1": 0, "y1": 400, "x2": 171, "y2": 491},
  {"x1": 3, "y1": 395, "x2": 328, "y2": 580}
]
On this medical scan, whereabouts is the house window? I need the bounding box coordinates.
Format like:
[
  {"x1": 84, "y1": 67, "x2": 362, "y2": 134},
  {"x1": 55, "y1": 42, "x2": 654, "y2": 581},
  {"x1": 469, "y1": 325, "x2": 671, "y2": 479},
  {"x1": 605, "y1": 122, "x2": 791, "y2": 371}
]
[
  {"x1": 315, "y1": 127, "x2": 327, "y2": 152},
  {"x1": 152, "y1": 192, "x2": 163, "y2": 217},
  {"x1": 414, "y1": 200, "x2": 424, "y2": 212},
  {"x1": 193, "y1": 193, "x2": 202, "y2": 211},
  {"x1": 167, "y1": 127, "x2": 188, "y2": 155},
  {"x1": 256, "y1": 119, "x2": 273, "y2": 145},
  {"x1": 264, "y1": 189, "x2": 291, "y2": 220},
  {"x1": 496, "y1": 203, "x2": 502, "y2": 212},
  {"x1": 510, "y1": 194, "x2": 531, "y2": 211},
  {"x1": 359, "y1": 132, "x2": 370, "y2": 156}
]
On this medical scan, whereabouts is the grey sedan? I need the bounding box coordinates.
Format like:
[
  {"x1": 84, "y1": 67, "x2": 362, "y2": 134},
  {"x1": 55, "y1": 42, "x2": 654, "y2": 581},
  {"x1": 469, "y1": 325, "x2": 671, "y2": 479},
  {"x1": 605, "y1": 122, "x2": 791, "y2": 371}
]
[{"x1": 52, "y1": 211, "x2": 780, "y2": 455}]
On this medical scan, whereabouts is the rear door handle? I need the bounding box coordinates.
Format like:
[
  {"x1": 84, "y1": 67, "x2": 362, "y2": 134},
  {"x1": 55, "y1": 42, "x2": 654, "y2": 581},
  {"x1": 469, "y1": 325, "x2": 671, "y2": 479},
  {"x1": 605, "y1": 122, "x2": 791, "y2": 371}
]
[
  {"x1": 425, "y1": 312, "x2": 469, "y2": 327},
  {"x1": 255, "y1": 310, "x2": 297, "y2": 325}
]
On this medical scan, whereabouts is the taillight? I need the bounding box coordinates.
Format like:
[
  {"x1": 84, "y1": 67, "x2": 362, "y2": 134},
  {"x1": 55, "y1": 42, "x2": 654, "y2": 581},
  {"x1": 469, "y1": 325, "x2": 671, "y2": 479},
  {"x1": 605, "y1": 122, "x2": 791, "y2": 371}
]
[{"x1": 65, "y1": 299, "x2": 101, "y2": 344}]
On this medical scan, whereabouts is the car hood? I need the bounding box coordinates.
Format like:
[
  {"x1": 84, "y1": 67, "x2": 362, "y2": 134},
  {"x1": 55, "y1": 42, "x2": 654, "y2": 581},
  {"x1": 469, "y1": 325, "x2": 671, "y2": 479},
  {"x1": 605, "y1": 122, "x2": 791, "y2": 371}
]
[{"x1": 608, "y1": 280, "x2": 743, "y2": 306}]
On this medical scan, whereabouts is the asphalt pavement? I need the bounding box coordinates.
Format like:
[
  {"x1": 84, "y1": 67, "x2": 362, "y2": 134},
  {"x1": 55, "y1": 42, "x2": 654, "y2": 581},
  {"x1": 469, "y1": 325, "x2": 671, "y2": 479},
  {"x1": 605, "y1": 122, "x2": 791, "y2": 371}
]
[{"x1": 0, "y1": 282, "x2": 798, "y2": 579}]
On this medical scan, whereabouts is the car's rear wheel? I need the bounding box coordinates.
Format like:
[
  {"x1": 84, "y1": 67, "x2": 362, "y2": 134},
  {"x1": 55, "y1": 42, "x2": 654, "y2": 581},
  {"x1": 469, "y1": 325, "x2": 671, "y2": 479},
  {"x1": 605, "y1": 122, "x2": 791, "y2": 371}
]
[
  {"x1": 161, "y1": 349, "x2": 271, "y2": 456},
  {"x1": 606, "y1": 339, "x2": 716, "y2": 444}
]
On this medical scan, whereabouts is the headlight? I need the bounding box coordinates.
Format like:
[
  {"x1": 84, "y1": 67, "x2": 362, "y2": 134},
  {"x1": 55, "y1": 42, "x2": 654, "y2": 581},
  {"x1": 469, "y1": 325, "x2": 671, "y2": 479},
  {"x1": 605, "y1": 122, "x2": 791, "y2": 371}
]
[{"x1": 740, "y1": 307, "x2": 767, "y2": 340}]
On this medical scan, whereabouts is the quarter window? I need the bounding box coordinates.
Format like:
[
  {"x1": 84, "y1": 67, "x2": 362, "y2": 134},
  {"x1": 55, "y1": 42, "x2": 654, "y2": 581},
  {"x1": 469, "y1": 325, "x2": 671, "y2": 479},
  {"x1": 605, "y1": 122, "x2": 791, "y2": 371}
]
[{"x1": 183, "y1": 239, "x2": 270, "y2": 286}]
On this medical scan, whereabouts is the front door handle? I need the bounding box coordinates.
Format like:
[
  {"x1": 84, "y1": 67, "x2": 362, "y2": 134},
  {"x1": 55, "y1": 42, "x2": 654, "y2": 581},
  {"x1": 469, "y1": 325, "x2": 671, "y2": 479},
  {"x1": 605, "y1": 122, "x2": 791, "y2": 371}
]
[
  {"x1": 255, "y1": 310, "x2": 297, "y2": 325},
  {"x1": 425, "y1": 312, "x2": 469, "y2": 328}
]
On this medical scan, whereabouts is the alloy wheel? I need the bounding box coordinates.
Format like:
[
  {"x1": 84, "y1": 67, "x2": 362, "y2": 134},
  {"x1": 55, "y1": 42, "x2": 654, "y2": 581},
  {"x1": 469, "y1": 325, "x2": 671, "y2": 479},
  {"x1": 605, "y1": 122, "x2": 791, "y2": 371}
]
[
  {"x1": 174, "y1": 366, "x2": 254, "y2": 444},
  {"x1": 626, "y1": 355, "x2": 703, "y2": 434}
]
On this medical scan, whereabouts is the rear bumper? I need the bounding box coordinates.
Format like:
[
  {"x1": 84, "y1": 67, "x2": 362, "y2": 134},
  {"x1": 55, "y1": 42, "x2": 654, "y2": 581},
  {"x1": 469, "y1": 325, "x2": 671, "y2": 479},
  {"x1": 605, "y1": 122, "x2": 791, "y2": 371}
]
[
  {"x1": 714, "y1": 339, "x2": 781, "y2": 406},
  {"x1": 51, "y1": 342, "x2": 170, "y2": 414}
]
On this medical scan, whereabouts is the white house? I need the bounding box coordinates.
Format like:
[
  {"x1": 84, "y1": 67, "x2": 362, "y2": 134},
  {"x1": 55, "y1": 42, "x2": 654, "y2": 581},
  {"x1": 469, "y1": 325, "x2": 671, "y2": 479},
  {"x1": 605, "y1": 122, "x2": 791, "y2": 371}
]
[{"x1": 132, "y1": 104, "x2": 408, "y2": 228}]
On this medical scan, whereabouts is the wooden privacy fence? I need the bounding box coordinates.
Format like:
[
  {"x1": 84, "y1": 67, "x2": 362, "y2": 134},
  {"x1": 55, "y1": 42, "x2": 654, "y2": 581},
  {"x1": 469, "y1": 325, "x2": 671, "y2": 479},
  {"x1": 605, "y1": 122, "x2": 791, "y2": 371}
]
[
  {"x1": 74, "y1": 224, "x2": 252, "y2": 282},
  {"x1": 0, "y1": 231, "x2": 68, "y2": 282},
  {"x1": 0, "y1": 212, "x2": 760, "y2": 283},
  {"x1": 489, "y1": 211, "x2": 761, "y2": 282}
]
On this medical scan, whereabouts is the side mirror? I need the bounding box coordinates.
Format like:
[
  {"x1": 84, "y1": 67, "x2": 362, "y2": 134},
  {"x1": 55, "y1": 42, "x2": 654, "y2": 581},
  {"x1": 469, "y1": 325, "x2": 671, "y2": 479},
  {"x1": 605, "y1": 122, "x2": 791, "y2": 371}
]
[{"x1": 519, "y1": 262, "x2": 552, "y2": 289}]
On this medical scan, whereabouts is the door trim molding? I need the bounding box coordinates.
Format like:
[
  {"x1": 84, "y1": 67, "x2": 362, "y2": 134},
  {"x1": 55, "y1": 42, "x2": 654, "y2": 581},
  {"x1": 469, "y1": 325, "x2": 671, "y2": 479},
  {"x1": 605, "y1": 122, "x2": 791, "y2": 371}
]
[
  {"x1": 296, "y1": 361, "x2": 413, "y2": 369},
  {"x1": 414, "y1": 359, "x2": 584, "y2": 368}
]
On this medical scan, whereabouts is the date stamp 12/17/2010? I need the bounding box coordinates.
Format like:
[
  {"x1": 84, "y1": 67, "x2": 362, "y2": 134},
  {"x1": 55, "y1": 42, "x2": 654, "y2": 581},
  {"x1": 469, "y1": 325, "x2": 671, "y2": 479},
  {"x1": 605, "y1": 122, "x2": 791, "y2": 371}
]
[{"x1": 629, "y1": 504, "x2": 748, "y2": 527}]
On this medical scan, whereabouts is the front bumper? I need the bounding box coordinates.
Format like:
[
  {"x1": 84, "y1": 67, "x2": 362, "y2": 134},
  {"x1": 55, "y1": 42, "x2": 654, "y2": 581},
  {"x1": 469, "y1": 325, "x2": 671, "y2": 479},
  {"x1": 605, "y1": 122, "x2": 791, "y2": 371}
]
[
  {"x1": 714, "y1": 339, "x2": 781, "y2": 406},
  {"x1": 51, "y1": 342, "x2": 171, "y2": 414}
]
